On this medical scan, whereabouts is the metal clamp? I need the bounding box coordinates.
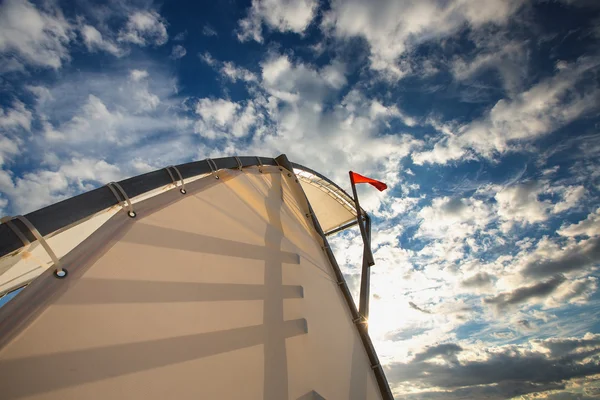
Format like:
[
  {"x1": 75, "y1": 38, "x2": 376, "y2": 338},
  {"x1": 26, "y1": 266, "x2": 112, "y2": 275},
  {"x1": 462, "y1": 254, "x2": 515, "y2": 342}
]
[
  {"x1": 274, "y1": 158, "x2": 283, "y2": 172},
  {"x1": 207, "y1": 158, "x2": 219, "y2": 179},
  {"x1": 5, "y1": 215, "x2": 67, "y2": 278},
  {"x1": 256, "y1": 156, "x2": 263, "y2": 173},
  {"x1": 234, "y1": 156, "x2": 243, "y2": 171},
  {"x1": 106, "y1": 182, "x2": 136, "y2": 218},
  {"x1": 165, "y1": 166, "x2": 187, "y2": 194}
]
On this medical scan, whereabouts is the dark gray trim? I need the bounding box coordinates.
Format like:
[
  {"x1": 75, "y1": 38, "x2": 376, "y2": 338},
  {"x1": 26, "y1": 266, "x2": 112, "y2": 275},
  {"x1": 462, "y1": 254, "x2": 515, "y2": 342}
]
[{"x1": 276, "y1": 155, "x2": 394, "y2": 400}]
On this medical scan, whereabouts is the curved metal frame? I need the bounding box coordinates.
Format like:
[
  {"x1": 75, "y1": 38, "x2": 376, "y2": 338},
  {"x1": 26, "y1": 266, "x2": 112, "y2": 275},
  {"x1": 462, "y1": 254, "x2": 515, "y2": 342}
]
[{"x1": 0, "y1": 156, "x2": 362, "y2": 259}]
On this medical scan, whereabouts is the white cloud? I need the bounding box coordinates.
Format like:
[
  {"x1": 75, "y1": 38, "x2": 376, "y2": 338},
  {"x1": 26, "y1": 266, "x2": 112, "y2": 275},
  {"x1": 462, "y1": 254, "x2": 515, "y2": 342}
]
[
  {"x1": 559, "y1": 209, "x2": 600, "y2": 238},
  {"x1": 221, "y1": 62, "x2": 257, "y2": 83},
  {"x1": 322, "y1": 0, "x2": 524, "y2": 79},
  {"x1": 170, "y1": 44, "x2": 186, "y2": 60},
  {"x1": 417, "y1": 196, "x2": 493, "y2": 240},
  {"x1": 413, "y1": 57, "x2": 600, "y2": 164},
  {"x1": 237, "y1": 0, "x2": 318, "y2": 43},
  {"x1": 495, "y1": 181, "x2": 549, "y2": 225},
  {"x1": 451, "y1": 37, "x2": 528, "y2": 94},
  {"x1": 202, "y1": 25, "x2": 217, "y2": 37},
  {"x1": 547, "y1": 276, "x2": 598, "y2": 307},
  {"x1": 493, "y1": 181, "x2": 586, "y2": 229},
  {"x1": 173, "y1": 30, "x2": 187, "y2": 41},
  {"x1": 0, "y1": 101, "x2": 33, "y2": 131},
  {"x1": 200, "y1": 53, "x2": 258, "y2": 83},
  {"x1": 129, "y1": 69, "x2": 149, "y2": 82},
  {"x1": 260, "y1": 55, "x2": 347, "y2": 103},
  {"x1": 0, "y1": 136, "x2": 20, "y2": 167},
  {"x1": 79, "y1": 24, "x2": 125, "y2": 56},
  {"x1": 194, "y1": 98, "x2": 259, "y2": 139},
  {"x1": 196, "y1": 99, "x2": 239, "y2": 127},
  {"x1": 0, "y1": 158, "x2": 123, "y2": 214},
  {"x1": 551, "y1": 185, "x2": 585, "y2": 214},
  {"x1": 199, "y1": 51, "x2": 217, "y2": 66},
  {"x1": 0, "y1": 0, "x2": 73, "y2": 69},
  {"x1": 29, "y1": 66, "x2": 181, "y2": 153},
  {"x1": 118, "y1": 10, "x2": 168, "y2": 46}
]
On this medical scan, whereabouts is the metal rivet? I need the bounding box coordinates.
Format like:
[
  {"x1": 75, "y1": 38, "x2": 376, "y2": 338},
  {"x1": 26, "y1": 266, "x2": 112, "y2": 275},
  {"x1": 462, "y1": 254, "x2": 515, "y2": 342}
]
[{"x1": 54, "y1": 269, "x2": 68, "y2": 279}]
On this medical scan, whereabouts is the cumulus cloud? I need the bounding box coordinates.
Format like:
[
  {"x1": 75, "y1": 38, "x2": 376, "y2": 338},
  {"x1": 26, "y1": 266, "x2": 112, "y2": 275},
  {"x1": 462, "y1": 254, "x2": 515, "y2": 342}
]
[
  {"x1": 451, "y1": 30, "x2": 529, "y2": 95},
  {"x1": 495, "y1": 181, "x2": 549, "y2": 225},
  {"x1": 462, "y1": 272, "x2": 494, "y2": 288},
  {"x1": 118, "y1": 10, "x2": 168, "y2": 46},
  {"x1": 413, "y1": 57, "x2": 600, "y2": 164},
  {"x1": 484, "y1": 275, "x2": 567, "y2": 310},
  {"x1": 173, "y1": 30, "x2": 187, "y2": 41},
  {"x1": 237, "y1": 0, "x2": 318, "y2": 43},
  {"x1": 417, "y1": 196, "x2": 493, "y2": 240},
  {"x1": 0, "y1": 0, "x2": 73, "y2": 70},
  {"x1": 559, "y1": 209, "x2": 600, "y2": 237},
  {"x1": 548, "y1": 276, "x2": 598, "y2": 307},
  {"x1": 322, "y1": 0, "x2": 525, "y2": 79},
  {"x1": 170, "y1": 44, "x2": 187, "y2": 60},
  {"x1": 202, "y1": 25, "x2": 217, "y2": 37},
  {"x1": 194, "y1": 98, "x2": 259, "y2": 139},
  {"x1": 388, "y1": 334, "x2": 600, "y2": 398},
  {"x1": 79, "y1": 24, "x2": 124, "y2": 56},
  {"x1": 412, "y1": 343, "x2": 462, "y2": 363},
  {"x1": 199, "y1": 53, "x2": 257, "y2": 83},
  {"x1": 492, "y1": 181, "x2": 585, "y2": 230},
  {"x1": 0, "y1": 101, "x2": 33, "y2": 131},
  {"x1": 0, "y1": 158, "x2": 122, "y2": 214},
  {"x1": 522, "y1": 237, "x2": 600, "y2": 279},
  {"x1": 221, "y1": 62, "x2": 257, "y2": 83}
]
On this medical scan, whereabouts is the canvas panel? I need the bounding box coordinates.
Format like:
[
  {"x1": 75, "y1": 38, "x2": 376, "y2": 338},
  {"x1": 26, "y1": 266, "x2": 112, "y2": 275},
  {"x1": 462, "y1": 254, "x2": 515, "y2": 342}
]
[
  {"x1": 298, "y1": 179, "x2": 356, "y2": 234},
  {"x1": 0, "y1": 167, "x2": 381, "y2": 400}
]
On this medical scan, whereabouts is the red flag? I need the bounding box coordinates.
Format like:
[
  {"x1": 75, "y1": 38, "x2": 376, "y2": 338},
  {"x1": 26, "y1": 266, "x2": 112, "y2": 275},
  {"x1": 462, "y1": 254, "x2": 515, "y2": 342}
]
[{"x1": 350, "y1": 171, "x2": 388, "y2": 192}]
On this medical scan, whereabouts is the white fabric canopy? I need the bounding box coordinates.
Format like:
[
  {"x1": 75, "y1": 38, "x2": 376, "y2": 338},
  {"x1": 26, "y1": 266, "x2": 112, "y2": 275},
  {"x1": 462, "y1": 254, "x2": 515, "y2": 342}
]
[
  {"x1": 0, "y1": 167, "x2": 381, "y2": 399},
  {"x1": 0, "y1": 165, "x2": 358, "y2": 297}
]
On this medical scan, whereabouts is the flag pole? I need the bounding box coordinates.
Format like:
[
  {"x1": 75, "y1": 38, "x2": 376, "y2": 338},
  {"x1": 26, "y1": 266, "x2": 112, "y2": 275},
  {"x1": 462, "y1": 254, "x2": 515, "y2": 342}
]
[{"x1": 349, "y1": 171, "x2": 375, "y2": 324}]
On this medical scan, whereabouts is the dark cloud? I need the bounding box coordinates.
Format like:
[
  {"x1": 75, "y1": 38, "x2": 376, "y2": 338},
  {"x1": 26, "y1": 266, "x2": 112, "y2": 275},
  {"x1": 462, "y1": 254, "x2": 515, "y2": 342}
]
[
  {"x1": 441, "y1": 197, "x2": 468, "y2": 215},
  {"x1": 412, "y1": 343, "x2": 463, "y2": 363},
  {"x1": 484, "y1": 274, "x2": 566, "y2": 309},
  {"x1": 409, "y1": 301, "x2": 432, "y2": 314},
  {"x1": 462, "y1": 272, "x2": 494, "y2": 288},
  {"x1": 517, "y1": 319, "x2": 533, "y2": 330},
  {"x1": 523, "y1": 237, "x2": 600, "y2": 278},
  {"x1": 400, "y1": 381, "x2": 565, "y2": 400},
  {"x1": 536, "y1": 335, "x2": 600, "y2": 358},
  {"x1": 387, "y1": 336, "x2": 600, "y2": 399}
]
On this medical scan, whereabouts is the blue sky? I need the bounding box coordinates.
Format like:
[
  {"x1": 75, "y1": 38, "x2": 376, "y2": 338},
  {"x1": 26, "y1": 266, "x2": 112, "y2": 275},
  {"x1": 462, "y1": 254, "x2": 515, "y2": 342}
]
[{"x1": 1, "y1": 0, "x2": 600, "y2": 398}]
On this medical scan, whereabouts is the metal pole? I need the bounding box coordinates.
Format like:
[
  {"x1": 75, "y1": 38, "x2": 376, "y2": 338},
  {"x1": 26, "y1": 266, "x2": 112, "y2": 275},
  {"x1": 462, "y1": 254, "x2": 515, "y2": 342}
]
[
  {"x1": 349, "y1": 172, "x2": 375, "y2": 325},
  {"x1": 359, "y1": 215, "x2": 372, "y2": 321},
  {"x1": 349, "y1": 172, "x2": 374, "y2": 266}
]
